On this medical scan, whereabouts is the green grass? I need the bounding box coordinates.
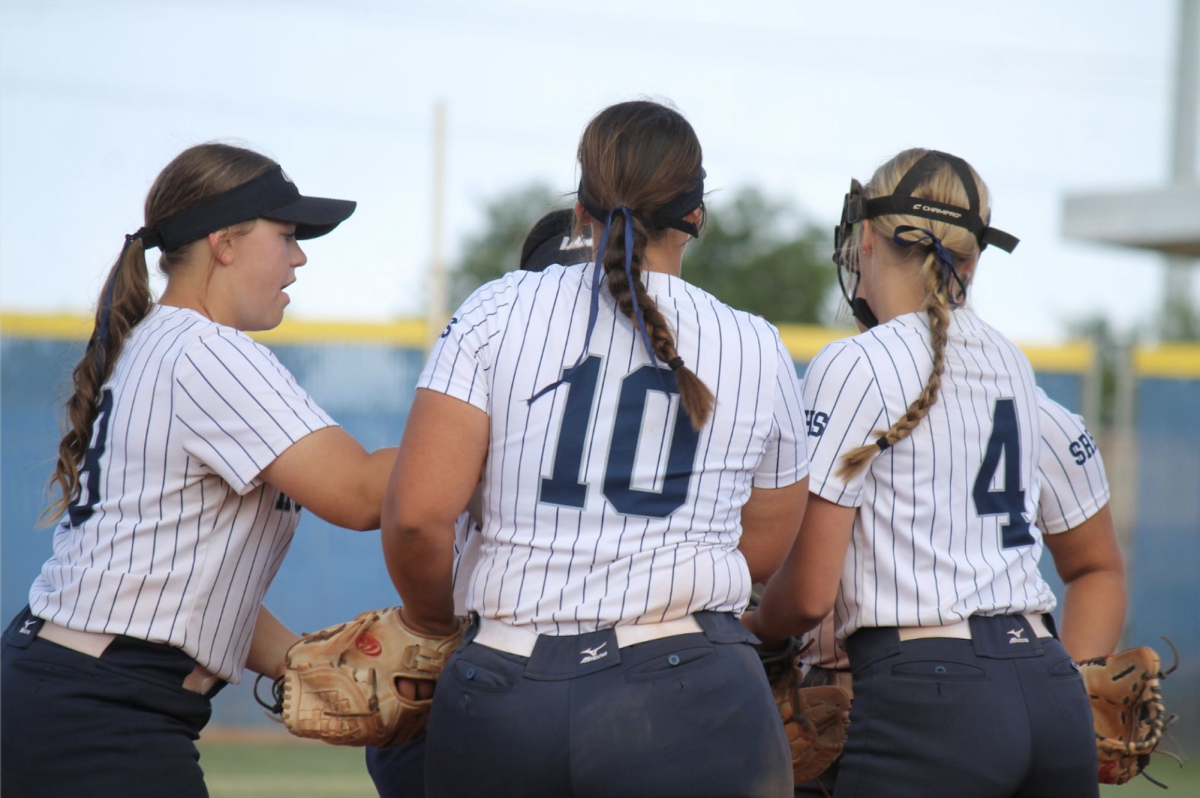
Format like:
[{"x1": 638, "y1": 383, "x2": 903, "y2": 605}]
[
  {"x1": 198, "y1": 733, "x2": 378, "y2": 798},
  {"x1": 1099, "y1": 754, "x2": 1200, "y2": 797}
]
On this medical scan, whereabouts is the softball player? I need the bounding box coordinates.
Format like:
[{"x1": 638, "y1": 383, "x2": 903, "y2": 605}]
[
  {"x1": 0, "y1": 143, "x2": 397, "y2": 798},
  {"x1": 747, "y1": 149, "x2": 1126, "y2": 798},
  {"x1": 793, "y1": 386, "x2": 1121, "y2": 797},
  {"x1": 383, "y1": 100, "x2": 809, "y2": 798}
]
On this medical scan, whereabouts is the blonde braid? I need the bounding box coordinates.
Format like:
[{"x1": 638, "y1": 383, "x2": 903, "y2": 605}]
[{"x1": 836, "y1": 253, "x2": 951, "y2": 481}]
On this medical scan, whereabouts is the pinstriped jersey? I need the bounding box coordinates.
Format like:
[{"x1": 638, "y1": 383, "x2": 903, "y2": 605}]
[
  {"x1": 420, "y1": 262, "x2": 809, "y2": 635},
  {"x1": 800, "y1": 383, "x2": 1112, "y2": 669},
  {"x1": 803, "y1": 307, "x2": 1057, "y2": 643},
  {"x1": 28, "y1": 305, "x2": 335, "y2": 682}
]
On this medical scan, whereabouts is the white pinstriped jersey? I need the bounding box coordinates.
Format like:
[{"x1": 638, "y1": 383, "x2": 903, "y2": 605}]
[
  {"x1": 803, "y1": 307, "x2": 1064, "y2": 644},
  {"x1": 800, "y1": 383, "x2": 1112, "y2": 670},
  {"x1": 28, "y1": 305, "x2": 335, "y2": 682},
  {"x1": 420, "y1": 262, "x2": 809, "y2": 635}
]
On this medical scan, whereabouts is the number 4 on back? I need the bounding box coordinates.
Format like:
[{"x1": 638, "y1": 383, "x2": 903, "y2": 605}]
[{"x1": 972, "y1": 398, "x2": 1035, "y2": 548}]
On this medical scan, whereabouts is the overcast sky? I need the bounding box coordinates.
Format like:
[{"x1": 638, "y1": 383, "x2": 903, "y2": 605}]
[{"x1": 2, "y1": 0, "x2": 1194, "y2": 343}]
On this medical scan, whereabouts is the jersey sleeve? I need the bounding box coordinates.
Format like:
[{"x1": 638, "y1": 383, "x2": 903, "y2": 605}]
[
  {"x1": 1035, "y1": 388, "x2": 1111, "y2": 533},
  {"x1": 173, "y1": 330, "x2": 336, "y2": 495},
  {"x1": 417, "y1": 276, "x2": 518, "y2": 413},
  {"x1": 752, "y1": 333, "x2": 810, "y2": 488},
  {"x1": 799, "y1": 341, "x2": 886, "y2": 507}
]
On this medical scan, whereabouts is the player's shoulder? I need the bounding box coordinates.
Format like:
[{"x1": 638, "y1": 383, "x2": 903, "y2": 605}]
[
  {"x1": 1035, "y1": 386, "x2": 1090, "y2": 438},
  {"x1": 657, "y1": 273, "x2": 784, "y2": 340},
  {"x1": 139, "y1": 305, "x2": 286, "y2": 378},
  {"x1": 807, "y1": 322, "x2": 891, "y2": 372},
  {"x1": 457, "y1": 264, "x2": 575, "y2": 323}
]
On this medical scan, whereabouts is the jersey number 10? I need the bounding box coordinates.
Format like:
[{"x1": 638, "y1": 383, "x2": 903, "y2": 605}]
[{"x1": 539, "y1": 356, "x2": 700, "y2": 518}]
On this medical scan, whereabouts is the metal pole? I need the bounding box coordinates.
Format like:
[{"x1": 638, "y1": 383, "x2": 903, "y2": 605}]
[
  {"x1": 1163, "y1": 0, "x2": 1199, "y2": 339},
  {"x1": 427, "y1": 100, "x2": 448, "y2": 350}
]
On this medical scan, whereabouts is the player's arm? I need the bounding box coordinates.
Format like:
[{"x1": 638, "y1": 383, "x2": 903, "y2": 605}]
[
  {"x1": 744, "y1": 494, "x2": 854, "y2": 646},
  {"x1": 382, "y1": 388, "x2": 488, "y2": 636},
  {"x1": 1043, "y1": 505, "x2": 1125, "y2": 661},
  {"x1": 259, "y1": 427, "x2": 397, "y2": 532},
  {"x1": 244, "y1": 605, "x2": 300, "y2": 679},
  {"x1": 738, "y1": 478, "x2": 808, "y2": 584},
  {"x1": 1034, "y1": 387, "x2": 1125, "y2": 661}
]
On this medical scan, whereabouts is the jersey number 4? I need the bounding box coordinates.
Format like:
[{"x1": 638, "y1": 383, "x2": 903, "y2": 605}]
[
  {"x1": 67, "y1": 388, "x2": 114, "y2": 527},
  {"x1": 972, "y1": 398, "x2": 1035, "y2": 548},
  {"x1": 540, "y1": 356, "x2": 700, "y2": 518}
]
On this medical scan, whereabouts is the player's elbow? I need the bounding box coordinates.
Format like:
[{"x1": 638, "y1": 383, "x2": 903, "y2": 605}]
[
  {"x1": 788, "y1": 593, "x2": 836, "y2": 634},
  {"x1": 758, "y1": 585, "x2": 835, "y2": 639},
  {"x1": 342, "y1": 509, "x2": 382, "y2": 532}
]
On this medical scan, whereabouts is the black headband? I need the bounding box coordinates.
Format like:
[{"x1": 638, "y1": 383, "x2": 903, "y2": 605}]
[
  {"x1": 577, "y1": 168, "x2": 706, "y2": 239},
  {"x1": 848, "y1": 152, "x2": 1018, "y2": 253},
  {"x1": 131, "y1": 166, "x2": 356, "y2": 252}
]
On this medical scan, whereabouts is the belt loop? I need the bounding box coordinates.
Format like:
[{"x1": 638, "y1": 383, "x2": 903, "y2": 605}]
[
  {"x1": 694, "y1": 611, "x2": 759, "y2": 645},
  {"x1": 845, "y1": 627, "x2": 903, "y2": 674}
]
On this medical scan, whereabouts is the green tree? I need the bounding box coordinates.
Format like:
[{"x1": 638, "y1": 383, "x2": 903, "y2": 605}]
[
  {"x1": 449, "y1": 183, "x2": 561, "y2": 306},
  {"x1": 449, "y1": 183, "x2": 839, "y2": 325},
  {"x1": 684, "y1": 188, "x2": 837, "y2": 325}
]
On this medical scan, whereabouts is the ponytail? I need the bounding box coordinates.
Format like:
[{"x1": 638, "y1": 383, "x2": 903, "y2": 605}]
[
  {"x1": 41, "y1": 237, "x2": 152, "y2": 525},
  {"x1": 598, "y1": 211, "x2": 713, "y2": 430}
]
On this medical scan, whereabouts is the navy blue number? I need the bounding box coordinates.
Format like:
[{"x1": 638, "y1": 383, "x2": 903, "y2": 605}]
[
  {"x1": 67, "y1": 388, "x2": 114, "y2": 526},
  {"x1": 539, "y1": 356, "x2": 601, "y2": 507},
  {"x1": 972, "y1": 398, "x2": 1034, "y2": 548},
  {"x1": 540, "y1": 357, "x2": 699, "y2": 518},
  {"x1": 605, "y1": 366, "x2": 701, "y2": 517}
]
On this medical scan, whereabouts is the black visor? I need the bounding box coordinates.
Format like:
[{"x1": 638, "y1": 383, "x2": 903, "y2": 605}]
[{"x1": 139, "y1": 166, "x2": 356, "y2": 251}]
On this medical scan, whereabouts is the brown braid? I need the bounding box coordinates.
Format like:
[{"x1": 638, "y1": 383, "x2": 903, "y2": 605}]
[
  {"x1": 832, "y1": 148, "x2": 989, "y2": 481},
  {"x1": 601, "y1": 211, "x2": 715, "y2": 430},
  {"x1": 836, "y1": 254, "x2": 952, "y2": 480},
  {"x1": 577, "y1": 100, "x2": 713, "y2": 430},
  {"x1": 40, "y1": 143, "x2": 276, "y2": 525}
]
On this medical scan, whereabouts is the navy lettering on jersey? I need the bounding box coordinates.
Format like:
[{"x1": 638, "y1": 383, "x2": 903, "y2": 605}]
[
  {"x1": 67, "y1": 388, "x2": 115, "y2": 527},
  {"x1": 539, "y1": 356, "x2": 602, "y2": 508},
  {"x1": 274, "y1": 493, "x2": 302, "y2": 512},
  {"x1": 605, "y1": 365, "x2": 700, "y2": 517},
  {"x1": 972, "y1": 398, "x2": 1034, "y2": 548},
  {"x1": 804, "y1": 409, "x2": 829, "y2": 437},
  {"x1": 1069, "y1": 431, "x2": 1098, "y2": 465}
]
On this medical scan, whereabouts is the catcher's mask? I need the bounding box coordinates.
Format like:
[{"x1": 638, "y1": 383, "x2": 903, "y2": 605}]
[{"x1": 833, "y1": 151, "x2": 1019, "y2": 330}]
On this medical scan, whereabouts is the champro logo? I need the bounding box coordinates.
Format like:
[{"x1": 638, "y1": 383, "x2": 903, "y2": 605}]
[{"x1": 913, "y1": 203, "x2": 962, "y2": 219}]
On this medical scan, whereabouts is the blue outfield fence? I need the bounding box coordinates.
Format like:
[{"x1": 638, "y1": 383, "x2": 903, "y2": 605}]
[{"x1": 2, "y1": 315, "x2": 1196, "y2": 743}]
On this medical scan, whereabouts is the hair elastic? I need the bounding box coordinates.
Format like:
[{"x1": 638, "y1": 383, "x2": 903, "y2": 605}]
[
  {"x1": 875, "y1": 435, "x2": 891, "y2": 452},
  {"x1": 892, "y1": 226, "x2": 968, "y2": 307},
  {"x1": 668, "y1": 356, "x2": 685, "y2": 371}
]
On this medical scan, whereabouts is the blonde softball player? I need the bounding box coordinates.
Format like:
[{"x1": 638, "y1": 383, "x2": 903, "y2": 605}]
[
  {"x1": 792, "y1": 386, "x2": 1121, "y2": 797},
  {"x1": 747, "y1": 149, "x2": 1125, "y2": 798}
]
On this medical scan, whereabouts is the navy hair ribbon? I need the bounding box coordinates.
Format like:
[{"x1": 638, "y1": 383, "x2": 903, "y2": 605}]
[
  {"x1": 892, "y1": 225, "x2": 967, "y2": 307},
  {"x1": 529, "y1": 206, "x2": 657, "y2": 404}
]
